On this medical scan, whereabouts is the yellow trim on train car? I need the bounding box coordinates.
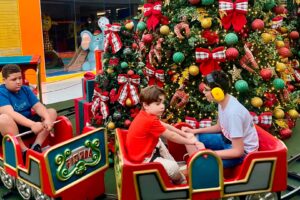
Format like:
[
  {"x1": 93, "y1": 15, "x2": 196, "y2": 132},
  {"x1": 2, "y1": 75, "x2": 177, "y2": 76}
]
[
  {"x1": 44, "y1": 127, "x2": 109, "y2": 195},
  {"x1": 133, "y1": 169, "x2": 189, "y2": 200},
  {"x1": 188, "y1": 150, "x2": 224, "y2": 198},
  {"x1": 3, "y1": 134, "x2": 19, "y2": 171},
  {"x1": 114, "y1": 132, "x2": 124, "y2": 200},
  {"x1": 222, "y1": 157, "x2": 277, "y2": 198}
]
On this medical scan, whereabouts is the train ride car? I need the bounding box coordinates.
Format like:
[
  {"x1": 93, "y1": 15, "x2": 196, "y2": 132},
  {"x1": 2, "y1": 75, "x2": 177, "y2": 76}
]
[
  {"x1": 115, "y1": 123, "x2": 287, "y2": 200},
  {"x1": 0, "y1": 116, "x2": 109, "y2": 200}
]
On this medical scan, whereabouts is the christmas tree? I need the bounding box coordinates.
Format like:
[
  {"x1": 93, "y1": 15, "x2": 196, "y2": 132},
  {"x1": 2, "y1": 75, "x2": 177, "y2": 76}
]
[{"x1": 92, "y1": 0, "x2": 300, "y2": 139}]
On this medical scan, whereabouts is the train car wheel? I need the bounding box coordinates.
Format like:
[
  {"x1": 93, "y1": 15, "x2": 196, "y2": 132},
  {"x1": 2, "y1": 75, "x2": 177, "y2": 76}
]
[
  {"x1": 16, "y1": 179, "x2": 32, "y2": 200},
  {"x1": 0, "y1": 170, "x2": 15, "y2": 189},
  {"x1": 32, "y1": 188, "x2": 54, "y2": 200},
  {"x1": 245, "y1": 192, "x2": 279, "y2": 200}
]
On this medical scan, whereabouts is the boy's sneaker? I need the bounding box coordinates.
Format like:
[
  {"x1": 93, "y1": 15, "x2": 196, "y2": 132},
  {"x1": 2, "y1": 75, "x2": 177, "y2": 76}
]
[{"x1": 31, "y1": 144, "x2": 42, "y2": 153}]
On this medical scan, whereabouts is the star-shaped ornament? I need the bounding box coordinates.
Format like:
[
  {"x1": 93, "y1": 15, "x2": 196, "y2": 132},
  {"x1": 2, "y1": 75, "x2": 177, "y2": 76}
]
[{"x1": 229, "y1": 65, "x2": 242, "y2": 81}]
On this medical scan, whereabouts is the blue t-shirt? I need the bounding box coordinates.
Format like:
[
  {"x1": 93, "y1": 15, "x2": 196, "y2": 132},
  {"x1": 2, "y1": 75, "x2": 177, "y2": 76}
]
[{"x1": 0, "y1": 84, "x2": 39, "y2": 118}]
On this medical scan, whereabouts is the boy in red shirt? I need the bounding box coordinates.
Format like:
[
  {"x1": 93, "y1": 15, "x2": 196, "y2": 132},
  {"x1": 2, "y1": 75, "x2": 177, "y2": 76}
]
[{"x1": 126, "y1": 85, "x2": 204, "y2": 184}]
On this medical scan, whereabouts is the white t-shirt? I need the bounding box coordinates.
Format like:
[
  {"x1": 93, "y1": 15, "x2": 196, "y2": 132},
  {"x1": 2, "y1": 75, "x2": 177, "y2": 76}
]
[{"x1": 218, "y1": 95, "x2": 259, "y2": 153}]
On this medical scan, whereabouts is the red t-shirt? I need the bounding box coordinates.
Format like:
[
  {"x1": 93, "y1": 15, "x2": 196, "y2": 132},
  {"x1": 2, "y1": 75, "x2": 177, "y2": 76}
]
[{"x1": 126, "y1": 110, "x2": 166, "y2": 163}]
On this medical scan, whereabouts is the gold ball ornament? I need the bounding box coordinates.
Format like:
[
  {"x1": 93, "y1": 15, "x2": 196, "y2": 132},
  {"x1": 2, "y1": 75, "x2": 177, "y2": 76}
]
[
  {"x1": 106, "y1": 68, "x2": 114, "y2": 74},
  {"x1": 288, "y1": 109, "x2": 299, "y2": 119},
  {"x1": 188, "y1": 65, "x2": 199, "y2": 76},
  {"x1": 275, "y1": 40, "x2": 285, "y2": 48},
  {"x1": 125, "y1": 98, "x2": 132, "y2": 107},
  {"x1": 107, "y1": 122, "x2": 115, "y2": 130},
  {"x1": 125, "y1": 22, "x2": 134, "y2": 30},
  {"x1": 251, "y1": 97, "x2": 263, "y2": 107},
  {"x1": 261, "y1": 33, "x2": 273, "y2": 43},
  {"x1": 276, "y1": 62, "x2": 286, "y2": 72},
  {"x1": 201, "y1": 18, "x2": 212, "y2": 29},
  {"x1": 280, "y1": 26, "x2": 288, "y2": 33},
  {"x1": 273, "y1": 109, "x2": 285, "y2": 119},
  {"x1": 160, "y1": 25, "x2": 170, "y2": 35}
]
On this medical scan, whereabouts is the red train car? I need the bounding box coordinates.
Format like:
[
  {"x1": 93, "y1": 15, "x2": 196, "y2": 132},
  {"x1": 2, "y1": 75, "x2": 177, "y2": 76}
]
[
  {"x1": 115, "y1": 124, "x2": 287, "y2": 200},
  {"x1": 0, "y1": 116, "x2": 108, "y2": 200}
]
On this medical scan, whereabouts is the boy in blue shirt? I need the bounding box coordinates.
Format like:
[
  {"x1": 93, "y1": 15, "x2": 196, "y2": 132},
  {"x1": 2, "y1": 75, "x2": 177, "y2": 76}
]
[{"x1": 0, "y1": 64, "x2": 57, "y2": 161}]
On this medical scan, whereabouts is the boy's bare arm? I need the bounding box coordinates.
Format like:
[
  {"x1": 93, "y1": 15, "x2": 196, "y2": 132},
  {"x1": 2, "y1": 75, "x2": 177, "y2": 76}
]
[
  {"x1": 161, "y1": 129, "x2": 197, "y2": 145},
  {"x1": 160, "y1": 121, "x2": 194, "y2": 138},
  {"x1": 182, "y1": 122, "x2": 222, "y2": 134},
  {"x1": 0, "y1": 105, "x2": 35, "y2": 128}
]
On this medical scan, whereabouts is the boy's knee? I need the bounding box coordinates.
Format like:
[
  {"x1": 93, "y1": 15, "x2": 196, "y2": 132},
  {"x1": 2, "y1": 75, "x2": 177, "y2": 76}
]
[
  {"x1": 0, "y1": 114, "x2": 13, "y2": 123},
  {"x1": 166, "y1": 161, "x2": 181, "y2": 179}
]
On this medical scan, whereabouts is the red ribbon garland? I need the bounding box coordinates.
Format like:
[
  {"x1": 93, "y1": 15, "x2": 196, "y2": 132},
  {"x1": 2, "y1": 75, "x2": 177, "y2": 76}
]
[
  {"x1": 219, "y1": 0, "x2": 248, "y2": 32},
  {"x1": 185, "y1": 117, "x2": 212, "y2": 129},
  {"x1": 250, "y1": 112, "x2": 273, "y2": 129},
  {"x1": 117, "y1": 74, "x2": 140, "y2": 106},
  {"x1": 144, "y1": 2, "x2": 163, "y2": 30},
  {"x1": 144, "y1": 63, "x2": 165, "y2": 88},
  {"x1": 195, "y1": 46, "x2": 226, "y2": 76},
  {"x1": 264, "y1": 93, "x2": 278, "y2": 108},
  {"x1": 104, "y1": 23, "x2": 123, "y2": 54}
]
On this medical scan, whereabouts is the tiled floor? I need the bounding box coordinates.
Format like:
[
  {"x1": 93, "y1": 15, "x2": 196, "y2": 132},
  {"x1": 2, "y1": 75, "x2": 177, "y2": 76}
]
[{"x1": 41, "y1": 76, "x2": 83, "y2": 105}]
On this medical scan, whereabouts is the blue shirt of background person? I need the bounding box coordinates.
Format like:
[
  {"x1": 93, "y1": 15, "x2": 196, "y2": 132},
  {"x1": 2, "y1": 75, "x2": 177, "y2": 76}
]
[{"x1": 0, "y1": 85, "x2": 39, "y2": 118}]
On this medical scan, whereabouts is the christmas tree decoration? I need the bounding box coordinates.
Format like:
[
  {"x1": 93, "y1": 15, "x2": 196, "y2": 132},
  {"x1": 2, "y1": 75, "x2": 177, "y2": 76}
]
[
  {"x1": 200, "y1": 18, "x2": 212, "y2": 29},
  {"x1": 104, "y1": 23, "x2": 123, "y2": 54},
  {"x1": 229, "y1": 65, "x2": 242, "y2": 81},
  {"x1": 219, "y1": 0, "x2": 248, "y2": 32},
  {"x1": 264, "y1": 0, "x2": 276, "y2": 10},
  {"x1": 278, "y1": 47, "x2": 292, "y2": 58},
  {"x1": 107, "y1": 121, "x2": 116, "y2": 130},
  {"x1": 251, "y1": 97, "x2": 263, "y2": 108},
  {"x1": 137, "y1": 21, "x2": 147, "y2": 31},
  {"x1": 290, "y1": 31, "x2": 299, "y2": 40},
  {"x1": 125, "y1": 98, "x2": 133, "y2": 107},
  {"x1": 173, "y1": 52, "x2": 185, "y2": 63},
  {"x1": 275, "y1": 62, "x2": 286, "y2": 72},
  {"x1": 174, "y1": 20, "x2": 191, "y2": 39},
  {"x1": 225, "y1": 47, "x2": 239, "y2": 60},
  {"x1": 279, "y1": 128, "x2": 292, "y2": 139},
  {"x1": 261, "y1": 33, "x2": 273, "y2": 43},
  {"x1": 188, "y1": 0, "x2": 200, "y2": 5},
  {"x1": 142, "y1": 34, "x2": 154, "y2": 44},
  {"x1": 225, "y1": 33, "x2": 239, "y2": 45},
  {"x1": 235, "y1": 80, "x2": 249, "y2": 92},
  {"x1": 273, "y1": 108, "x2": 285, "y2": 119},
  {"x1": 170, "y1": 90, "x2": 189, "y2": 109},
  {"x1": 275, "y1": 40, "x2": 285, "y2": 48},
  {"x1": 113, "y1": 111, "x2": 122, "y2": 120},
  {"x1": 202, "y1": 0, "x2": 214, "y2": 5},
  {"x1": 188, "y1": 65, "x2": 200, "y2": 76},
  {"x1": 121, "y1": 62, "x2": 129, "y2": 69},
  {"x1": 160, "y1": 25, "x2": 170, "y2": 35},
  {"x1": 288, "y1": 109, "x2": 299, "y2": 119},
  {"x1": 144, "y1": 1, "x2": 164, "y2": 30},
  {"x1": 124, "y1": 119, "x2": 132, "y2": 127},
  {"x1": 125, "y1": 21, "x2": 134, "y2": 30},
  {"x1": 195, "y1": 47, "x2": 226, "y2": 75},
  {"x1": 273, "y1": 78, "x2": 285, "y2": 90},
  {"x1": 239, "y1": 44, "x2": 258, "y2": 73},
  {"x1": 260, "y1": 68, "x2": 273, "y2": 81},
  {"x1": 251, "y1": 19, "x2": 264, "y2": 31}
]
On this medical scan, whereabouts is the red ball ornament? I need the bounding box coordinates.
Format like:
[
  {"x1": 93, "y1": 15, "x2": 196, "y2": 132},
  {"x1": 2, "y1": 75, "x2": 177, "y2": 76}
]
[
  {"x1": 188, "y1": 0, "x2": 200, "y2": 4},
  {"x1": 290, "y1": 31, "x2": 299, "y2": 40},
  {"x1": 198, "y1": 82, "x2": 206, "y2": 93},
  {"x1": 278, "y1": 47, "x2": 292, "y2": 58},
  {"x1": 287, "y1": 84, "x2": 295, "y2": 92},
  {"x1": 279, "y1": 128, "x2": 292, "y2": 139},
  {"x1": 260, "y1": 68, "x2": 273, "y2": 81},
  {"x1": 251, "y1": 19, "x2": 264, "y2": 31},
  {"x1": 225, "y1": 47, "x2": 239, "y2": 60},
  {"x1": 127, "y1": 70, "x2": 134, "y2": 76},
  {"x1": 132, "y1": 43, "x2": 138, "y2": 49},
  {"x1": 124, "y1": 119, "x2": 132, "y2": 127},
  {"x1": 142, "y1": 34, "x2": 153, "y2": 44},
  {"x1": 273, "y1": 5, "x2": 285, "y2": 14}
]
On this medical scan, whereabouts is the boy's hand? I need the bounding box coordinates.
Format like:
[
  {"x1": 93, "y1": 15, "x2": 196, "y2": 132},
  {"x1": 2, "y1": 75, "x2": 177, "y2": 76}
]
[
  {"x1": 181, "y1": 126, "x2": 194, "y2": 133},
  {"x1": 184, "y1": 132, "x2": 194, "y2": 139},
  {"x1": 31, "y1": 122, "x2": 44, "y2": 134},
  {"x1": 43, "y1": 119, "x2": 53, "y2": 131}
]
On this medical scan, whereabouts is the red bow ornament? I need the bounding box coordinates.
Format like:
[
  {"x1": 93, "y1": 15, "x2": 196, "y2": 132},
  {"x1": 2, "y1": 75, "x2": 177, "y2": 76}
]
[
  {"x1": 185, "y1": 117, "x2": 212, "y2": 129},
  {"x1": 219, "y1": 0, "x2": 248, "y2": 32},
  {"x1": 264, "y1": 93, "x2": 278, "y2": 108},
  {"x1": 294, "y1": 69, "x2": 300, "y2": 82},
  {"x1": 144, "y1": 63, "x2": 165, "y2": 87},
  {"x1": 195, "y1": 46, "x2": 226, "y2": 76},
  {"x1": 250, "y1": 112, "x2": 273, "y2": 129},
  {"x1": 144, "y1": 2, "x2": 163, "y2": 30},
  {"x1": 117, "y1": 74, "x2": 140, "y2": 106},
  {"x1": 104, "y1": 23, "x2": 122, "y2": 54},
  {"x1": 91, "y1": 90, "x2": 110, "y2": 120}
]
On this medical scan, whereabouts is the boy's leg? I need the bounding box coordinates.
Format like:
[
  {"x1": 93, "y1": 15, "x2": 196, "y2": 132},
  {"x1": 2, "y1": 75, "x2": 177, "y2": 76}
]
[
  {"x1": 0, "y1": 114, "x2": 27, "y2": 151},
  {"x1": 33, "y1": 108, "x2": 57, "y2": 147},
  {"x1": 197, "y1": 133, "x2": 227, "y2": 150}
]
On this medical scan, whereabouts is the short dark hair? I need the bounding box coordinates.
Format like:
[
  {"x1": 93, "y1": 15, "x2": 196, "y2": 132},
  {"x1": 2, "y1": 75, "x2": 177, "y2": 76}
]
[
  {"x1": 140, "y1": 85, "x2": 166, "y2": 105},
  {"x1": 205, "y1": 71, "x2": 230, "y2": 94},
  {"x1": 2, "y1": 64, "x2": 21, "y2": 79}
]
